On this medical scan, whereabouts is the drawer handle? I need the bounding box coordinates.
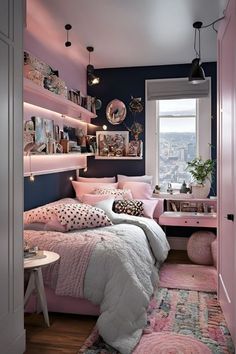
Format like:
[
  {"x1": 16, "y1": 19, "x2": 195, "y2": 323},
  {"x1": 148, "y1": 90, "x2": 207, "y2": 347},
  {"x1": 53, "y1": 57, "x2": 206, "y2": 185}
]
[
  {"x1": 196, "y1": 221, "x2": 199, "y2": 224},
  {"x1": 184, "y1": 221, "x2": 187, "y2": 224}
]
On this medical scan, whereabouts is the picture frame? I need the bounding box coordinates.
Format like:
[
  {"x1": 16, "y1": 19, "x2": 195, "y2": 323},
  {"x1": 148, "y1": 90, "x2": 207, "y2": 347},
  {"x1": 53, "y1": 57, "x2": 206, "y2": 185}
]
[
  {"x1": 96, "y1": 131, "x2": 129, "y2": 157},
  {"x1": 32, "y1": 116, "x2": 54, "y2": 144}
]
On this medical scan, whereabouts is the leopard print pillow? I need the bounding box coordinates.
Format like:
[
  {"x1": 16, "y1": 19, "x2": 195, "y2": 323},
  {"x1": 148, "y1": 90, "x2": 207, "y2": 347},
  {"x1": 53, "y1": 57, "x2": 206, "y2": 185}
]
[{"x1": 112, "y1": 200, "x2": 144, "y2": 216}]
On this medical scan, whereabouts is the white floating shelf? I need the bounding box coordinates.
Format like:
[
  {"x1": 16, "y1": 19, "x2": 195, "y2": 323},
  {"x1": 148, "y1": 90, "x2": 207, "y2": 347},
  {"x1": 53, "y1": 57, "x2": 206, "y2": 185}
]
[
  {"x1": 95, "y1": 156, "x2": 142, "y2": 160},
  {"x1": 24, "y1": 153, "x2": 94, "y2": 176},
  {"x1": 24, "y1": 78, "x2": 97, "y2": 122}
]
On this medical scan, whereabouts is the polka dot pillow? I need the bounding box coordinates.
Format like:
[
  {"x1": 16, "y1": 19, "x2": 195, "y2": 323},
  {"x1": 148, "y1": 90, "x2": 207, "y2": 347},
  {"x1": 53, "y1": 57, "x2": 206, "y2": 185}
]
[
  {"x1": 113, "y1": 200, "x2": 144, "y2": 216},
  {"x1": 24, "y1": 203, "x2": 112, "y2": 231},
  {"x1": 94, "y1": 188, "x2": 133, "y2": 200}
]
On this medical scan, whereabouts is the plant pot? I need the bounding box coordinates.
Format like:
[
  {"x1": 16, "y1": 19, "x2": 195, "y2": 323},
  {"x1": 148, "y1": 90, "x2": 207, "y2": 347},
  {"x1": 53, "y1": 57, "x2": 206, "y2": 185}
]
[{"x1": 191, "y1": 180, "x2": 211, "y2": 199}]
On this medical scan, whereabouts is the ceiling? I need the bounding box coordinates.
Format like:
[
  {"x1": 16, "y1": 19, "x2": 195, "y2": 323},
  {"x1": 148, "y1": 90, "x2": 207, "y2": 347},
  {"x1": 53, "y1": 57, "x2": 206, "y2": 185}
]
[{"x1": 26, "y1": 0, "x2": 224, "y2": 69}]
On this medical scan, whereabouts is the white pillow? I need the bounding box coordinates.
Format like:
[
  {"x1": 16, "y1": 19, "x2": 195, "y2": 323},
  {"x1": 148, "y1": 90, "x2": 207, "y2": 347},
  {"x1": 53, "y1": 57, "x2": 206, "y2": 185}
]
[
  {"x1": 94, "y1": 188, "x2": 133, "y2": 200},
  {"x1": 117, "y1": 174, "x2": 153, "y2": 188},
  {"x1": 77, "y1": 176, "x2": 116, "y2": 183}
]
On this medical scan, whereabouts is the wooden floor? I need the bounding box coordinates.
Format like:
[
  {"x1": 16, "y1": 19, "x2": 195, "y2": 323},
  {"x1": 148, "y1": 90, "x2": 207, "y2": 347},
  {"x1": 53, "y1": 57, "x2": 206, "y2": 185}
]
[{"x1": 24, "y1": 250, "x2": 191, "y2": 354}]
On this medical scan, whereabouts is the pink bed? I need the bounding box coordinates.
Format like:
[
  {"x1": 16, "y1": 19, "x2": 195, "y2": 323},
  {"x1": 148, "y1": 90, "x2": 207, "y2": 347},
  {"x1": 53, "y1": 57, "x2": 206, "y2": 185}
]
[{"x1": 24, "y1": 196, "x2": 169, "y2": 353}]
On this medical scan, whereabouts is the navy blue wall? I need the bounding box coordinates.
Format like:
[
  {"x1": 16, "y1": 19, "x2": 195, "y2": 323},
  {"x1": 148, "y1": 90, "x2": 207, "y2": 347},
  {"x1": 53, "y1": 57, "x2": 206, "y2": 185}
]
[
  {"x1": 24, "y1": 62, "x2": 217, "y2": 210},
  {"x1": 86, "y1": 62, "x2": 217, "y2": 194},
  {"x1": 24, "y1": 170, "x2": 76, "y2": 210}
]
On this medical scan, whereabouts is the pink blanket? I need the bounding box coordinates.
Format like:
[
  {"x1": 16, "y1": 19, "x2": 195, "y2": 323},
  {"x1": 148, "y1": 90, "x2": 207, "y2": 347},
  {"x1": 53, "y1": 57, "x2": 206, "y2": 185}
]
[{"x1": 24, "y1": 229, "x2": 113, "y2": 298}]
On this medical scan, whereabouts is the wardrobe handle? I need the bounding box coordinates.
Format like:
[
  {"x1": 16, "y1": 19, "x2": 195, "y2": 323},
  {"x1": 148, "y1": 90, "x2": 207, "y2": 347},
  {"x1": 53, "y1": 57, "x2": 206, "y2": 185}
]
[{"x1": 225, "y1": 214, "x2": 234, "y2": 221}]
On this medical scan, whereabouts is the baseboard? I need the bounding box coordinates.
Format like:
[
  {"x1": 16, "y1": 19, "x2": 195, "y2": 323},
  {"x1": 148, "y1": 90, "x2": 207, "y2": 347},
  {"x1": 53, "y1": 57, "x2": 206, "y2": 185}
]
[{"x1": 167, "y1": 237, "x2": 188, "y2": 250}]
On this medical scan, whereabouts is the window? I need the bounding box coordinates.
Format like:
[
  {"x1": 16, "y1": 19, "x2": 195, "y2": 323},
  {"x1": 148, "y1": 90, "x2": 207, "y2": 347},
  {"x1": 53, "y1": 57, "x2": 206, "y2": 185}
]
[
  {"x1": 145, "y1": 78, "x2": 211, "y2": 190},
  {"x1": 158, "y1": 99, "x2": 197, "y2": 191}
]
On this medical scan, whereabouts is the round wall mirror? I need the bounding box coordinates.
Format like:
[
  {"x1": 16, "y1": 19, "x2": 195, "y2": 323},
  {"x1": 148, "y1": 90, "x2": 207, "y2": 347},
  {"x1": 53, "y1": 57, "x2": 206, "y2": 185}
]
[{"x1": 106, "y1": 99, "x2": 127, "y2": 125}]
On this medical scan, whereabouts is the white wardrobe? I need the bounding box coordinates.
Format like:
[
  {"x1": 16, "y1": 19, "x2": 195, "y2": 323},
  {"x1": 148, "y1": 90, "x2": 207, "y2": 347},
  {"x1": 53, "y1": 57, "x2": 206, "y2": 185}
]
[{"x1": 217, "y1": 0, "x2": 236, "y2": 345}]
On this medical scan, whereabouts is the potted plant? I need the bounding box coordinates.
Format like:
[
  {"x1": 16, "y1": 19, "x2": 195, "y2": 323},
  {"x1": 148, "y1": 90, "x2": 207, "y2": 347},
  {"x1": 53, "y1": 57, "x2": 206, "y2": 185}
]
[{"x1": 186, "y1": 157, "x2": 215, "y2": 198}]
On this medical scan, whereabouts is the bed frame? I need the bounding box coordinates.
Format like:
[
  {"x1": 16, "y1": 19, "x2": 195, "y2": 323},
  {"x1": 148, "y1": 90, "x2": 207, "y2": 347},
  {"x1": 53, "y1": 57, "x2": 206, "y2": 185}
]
[{"x1": 25, "y1": 287, "x2": 100, "y2": 316}]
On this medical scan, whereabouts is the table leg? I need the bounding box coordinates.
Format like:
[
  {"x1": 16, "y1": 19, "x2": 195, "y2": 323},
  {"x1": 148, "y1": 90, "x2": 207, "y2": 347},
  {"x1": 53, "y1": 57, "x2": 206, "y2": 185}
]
[
  {"x1": 34, "y1": 268, "x2": 50, "y2": 327},
  {"x1": 24, "y1": 271, "x2": 35, "y2": 306}
]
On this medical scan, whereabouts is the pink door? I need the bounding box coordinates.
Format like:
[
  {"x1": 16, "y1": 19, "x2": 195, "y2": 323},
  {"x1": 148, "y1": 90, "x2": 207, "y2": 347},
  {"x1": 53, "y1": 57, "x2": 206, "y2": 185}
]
[{"x1": 217, "y1": 0, "x2": 236, "y2": 344}]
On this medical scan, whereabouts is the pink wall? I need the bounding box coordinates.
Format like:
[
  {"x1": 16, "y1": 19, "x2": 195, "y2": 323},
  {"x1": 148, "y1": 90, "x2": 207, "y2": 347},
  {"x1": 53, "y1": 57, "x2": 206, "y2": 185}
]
[{"x1": 24, "y1": 30, "x2": 87, "y2": 96}]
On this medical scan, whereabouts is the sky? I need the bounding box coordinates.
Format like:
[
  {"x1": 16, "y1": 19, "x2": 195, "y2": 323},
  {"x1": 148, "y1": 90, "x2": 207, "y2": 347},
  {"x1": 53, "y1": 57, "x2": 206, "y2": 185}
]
[{"x1": 159, "y1": 98, "x2": 196, "y2": 133}]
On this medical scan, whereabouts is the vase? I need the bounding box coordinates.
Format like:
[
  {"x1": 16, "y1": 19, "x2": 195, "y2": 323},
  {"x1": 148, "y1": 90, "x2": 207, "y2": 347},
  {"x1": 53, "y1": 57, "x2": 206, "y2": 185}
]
[{"x1": 191, "y1": 179, "x2": 211, "y2": 199}]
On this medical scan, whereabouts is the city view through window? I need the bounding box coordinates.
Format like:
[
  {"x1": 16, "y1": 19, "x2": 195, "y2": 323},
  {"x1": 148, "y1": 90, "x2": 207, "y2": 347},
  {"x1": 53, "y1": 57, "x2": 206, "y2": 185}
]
[{"x1": 158, "y1": 99, "x2": 197, "y2": 191}]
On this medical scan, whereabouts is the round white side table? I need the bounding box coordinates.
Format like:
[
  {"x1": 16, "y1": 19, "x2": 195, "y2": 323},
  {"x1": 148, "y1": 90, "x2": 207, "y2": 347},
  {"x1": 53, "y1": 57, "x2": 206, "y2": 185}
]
[{"x1": 24, "y1": 250, "x2": 60, "y2": 327}]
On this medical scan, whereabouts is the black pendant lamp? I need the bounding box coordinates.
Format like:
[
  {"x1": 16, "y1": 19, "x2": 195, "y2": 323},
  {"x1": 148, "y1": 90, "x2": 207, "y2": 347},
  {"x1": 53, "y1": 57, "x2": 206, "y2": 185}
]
[
  {"x1": 189, "y1": 21, "x2": 205, "y2": 84},
  {"x1": 87, "y1": 46, "x2": 100, "y2": 86}
]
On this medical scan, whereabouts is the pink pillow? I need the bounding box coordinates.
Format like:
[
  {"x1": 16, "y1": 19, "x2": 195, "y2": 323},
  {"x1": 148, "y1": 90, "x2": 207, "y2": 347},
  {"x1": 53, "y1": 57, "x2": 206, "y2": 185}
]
[
  {"x1": 81, "y1": 194, "x2": 113, "y2": 206},
  {"x1": 140, "y1": 199, "x2": 159, "y2": 218},
  {"x1": 72, "y1": 181, "x2": 118, "y2": 201},
  {"x1": 24, "y1": 203, "x2": 112, "y2": 231},
  {"x1": 77, "y1": 176, "x2": 116, "y2": 183},
  {"x1": 24, "y1": 207, "x2": 67, "y2": 232},
  {"x1": 122, "y1": 182, "x2": 153, "y2": 199}
]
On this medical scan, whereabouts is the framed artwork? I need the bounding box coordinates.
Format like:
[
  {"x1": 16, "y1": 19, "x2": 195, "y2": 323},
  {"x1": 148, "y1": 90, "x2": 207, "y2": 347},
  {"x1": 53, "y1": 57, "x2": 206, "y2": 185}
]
[
  {"x1": 96, "y1": 131, "x2": 129, "y2": 157},
  {"x1": 32, "y1": 116, "x2": 54, "y2": 144}
]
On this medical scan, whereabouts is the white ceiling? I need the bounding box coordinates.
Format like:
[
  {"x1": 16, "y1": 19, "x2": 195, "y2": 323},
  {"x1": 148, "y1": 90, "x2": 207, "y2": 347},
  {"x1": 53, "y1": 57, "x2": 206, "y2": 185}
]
[{"x1": 26, "y1": 0, "x2": 223, "y2": 69}]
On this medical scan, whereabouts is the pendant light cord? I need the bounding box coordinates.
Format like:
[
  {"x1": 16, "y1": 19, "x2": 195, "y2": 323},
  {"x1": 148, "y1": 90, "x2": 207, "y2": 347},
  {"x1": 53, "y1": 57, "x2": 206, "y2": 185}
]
[{"x1": 201, "y1": 16, "x2": 225, "y2": 33}]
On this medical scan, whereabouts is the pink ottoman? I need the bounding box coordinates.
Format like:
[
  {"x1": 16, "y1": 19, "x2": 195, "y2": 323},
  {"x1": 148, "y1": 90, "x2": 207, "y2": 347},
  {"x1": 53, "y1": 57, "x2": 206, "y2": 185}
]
[
  {"x1": 187, "y1": 231, "x2": 216, "y2": 265},
  {"x1": 211, "y1": 239, "x2": 217, "y2": 268}
]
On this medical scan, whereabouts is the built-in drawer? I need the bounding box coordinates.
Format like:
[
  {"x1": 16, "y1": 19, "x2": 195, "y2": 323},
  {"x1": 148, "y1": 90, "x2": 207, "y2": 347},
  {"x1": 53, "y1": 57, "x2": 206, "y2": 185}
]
[{"x1": 159, "y1": 212, "x2": 217, "y2": 228}]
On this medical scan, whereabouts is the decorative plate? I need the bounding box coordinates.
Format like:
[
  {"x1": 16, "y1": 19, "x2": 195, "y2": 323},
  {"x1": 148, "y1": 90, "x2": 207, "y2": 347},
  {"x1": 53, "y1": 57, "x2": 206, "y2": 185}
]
[{"x1": 106, "y1": 99, "x2": 127, "y2": 125}]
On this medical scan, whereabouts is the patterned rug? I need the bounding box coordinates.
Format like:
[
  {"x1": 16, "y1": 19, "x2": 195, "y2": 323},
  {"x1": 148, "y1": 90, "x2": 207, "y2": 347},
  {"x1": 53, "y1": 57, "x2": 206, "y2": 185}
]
[
  {"x1": 79, "y1": 288, "x2": 235, "y2": 354},
  {"x1": 159, "y1": 263, "x2": 217, "y2": 292}
]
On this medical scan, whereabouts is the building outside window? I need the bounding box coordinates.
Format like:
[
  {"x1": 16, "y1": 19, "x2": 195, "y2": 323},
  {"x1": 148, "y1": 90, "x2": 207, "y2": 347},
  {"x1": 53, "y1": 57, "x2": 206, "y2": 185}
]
[{"x1": 158, "y1": 98, "x2": 197, "y2": 191}]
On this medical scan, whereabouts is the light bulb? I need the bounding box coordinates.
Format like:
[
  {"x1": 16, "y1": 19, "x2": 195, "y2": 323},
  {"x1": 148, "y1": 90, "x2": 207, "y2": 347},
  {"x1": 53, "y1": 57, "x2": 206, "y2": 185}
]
[
  {"x1": 102, "y1": 125, "x2": 107, "y2": 131},
  {"x1": 69, "y1": 176, "x2": 73, "y2": 181},
  {"x1": 29, "y1": 174, "x2": 35, "y2": 182}
]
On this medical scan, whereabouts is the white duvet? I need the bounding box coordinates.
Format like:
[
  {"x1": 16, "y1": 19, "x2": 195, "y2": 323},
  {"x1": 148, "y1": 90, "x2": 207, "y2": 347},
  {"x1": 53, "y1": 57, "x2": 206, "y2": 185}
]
[{"x1": 83, "y1": 199, "x2": 170, "y2": 353}]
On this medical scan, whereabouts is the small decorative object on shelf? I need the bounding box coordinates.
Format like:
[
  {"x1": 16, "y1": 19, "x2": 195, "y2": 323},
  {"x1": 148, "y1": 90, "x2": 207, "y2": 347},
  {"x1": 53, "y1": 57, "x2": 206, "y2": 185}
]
[
  {"x1": 24, "y1": 51, "x2": 67, "y2": 98},
  {"x1": 127, "y1": 140, "x2": 143, "y2": 157},
  {"x1": 153, "y1": 185, "x2": 161, "y2": 194},
  {"x1": 180, "y1": 180, "x2": 191, "y2": 194},
  {"x1": 167, "y1": 183, "x2": 173, "y2": 194}
]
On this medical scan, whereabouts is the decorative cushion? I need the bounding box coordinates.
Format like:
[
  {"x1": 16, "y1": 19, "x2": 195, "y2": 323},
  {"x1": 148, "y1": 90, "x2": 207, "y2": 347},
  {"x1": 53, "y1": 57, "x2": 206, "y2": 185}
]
[
  {"x1": 24, "y1": 203, "x2": 112, "y2": 231},
  {"x1": 72, "y1": 181, "x2": 118, "y2": 201},
  {"x1": 140, "y1": 199, "x2": 159, "y2": 219},
  {"x1": 121, "y1": 181, "x2": 153, "y2": 199},
  {"x1": 187, "y1": 231, "x2": 217, "y2": 265},
  {"x1": 77, "y1": 176, "x2": 116, "y2": 183},
  {"x1": 118, "y1": 174, "x2": 153, "y2": 188},
  {"x1": 94, "y1": 188, "x2": 133, "y2": 200},
  {"x1": 81, "y1": 193, "x2": 114, "y2": 206},
  {"x1": 113, "y1": 200, "x2": 144, "y2": 216}
]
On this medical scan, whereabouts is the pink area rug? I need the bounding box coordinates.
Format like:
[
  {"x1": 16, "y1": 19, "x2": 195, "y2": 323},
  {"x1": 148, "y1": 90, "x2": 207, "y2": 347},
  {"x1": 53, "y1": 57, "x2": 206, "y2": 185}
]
[
  {"x1": 159, "y1": 263, "x2": 217, "y2": 292},
  {"x1": 79, "y1": 288, "x2": 234, "y2": 353}
]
